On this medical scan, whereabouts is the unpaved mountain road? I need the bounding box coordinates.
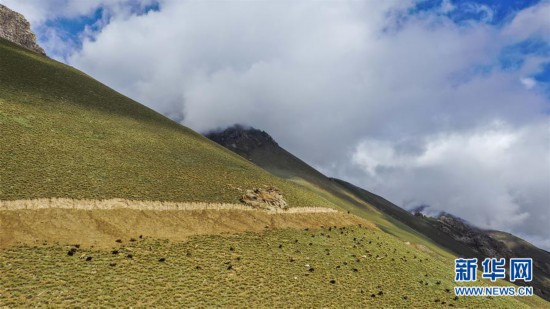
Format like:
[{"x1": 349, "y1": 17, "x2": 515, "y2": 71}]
[
  {"x1": 0, "y1": 198, "x2": 369, "y2": 249},
  {"x1": 0, "y1": 198, "x2": 339, "y2": 213}
]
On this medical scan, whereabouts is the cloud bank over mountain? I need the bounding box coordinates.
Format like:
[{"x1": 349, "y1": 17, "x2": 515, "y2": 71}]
[{"x1": 2, "y1": 0, "x2": 549, "y2": 249}]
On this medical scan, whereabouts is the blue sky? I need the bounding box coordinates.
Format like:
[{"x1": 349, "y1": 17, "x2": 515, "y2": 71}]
[
  {"x1": 37, "y1": 1, "x2": 160, "y2": 58},
  {"x1": 42, "y1": 7, "x2": 103, "y2": 50},
  {"x1": 29, "y1": 0, "x2": 550, "y2": 98},
  {"x1": 412, "y1": 0, "x2": 550, "y2": 94},
  {"x1": 414, "y1": 0, "x2": 541, "y2": 24}
]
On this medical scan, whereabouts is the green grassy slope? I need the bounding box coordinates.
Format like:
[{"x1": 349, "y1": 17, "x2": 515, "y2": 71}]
[
  {"x1": 488, "y1": 230, "x2": 550, "y2": 298},
  {"x1": 274, "y1": 156, "x2": 478, "y2": 260},
  {"x1": 336, "y1": 179, "x2": 550, "y2": 301},
  {"x1": 0, "y1": 38, "x2": 336, "y2": 208},
  {"x1": 2, "y1": 226, "x2": 547, "y2": 308},
  {"x1": 332, "y1": 179, "x2": 479, "y2": 256},
  {"x1": 206, "y1": 127, "x2": 478, "y2": 257},
  {"x1": 207, "y1": 126, "x2": 550, "y2": 304}
]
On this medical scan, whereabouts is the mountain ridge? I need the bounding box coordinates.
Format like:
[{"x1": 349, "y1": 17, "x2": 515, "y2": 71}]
[
  {"x1": 206, "y1": 124, "x2": 550, "y2": 301},
  {"x1": 0, "y1": 37, "x2": 340, "y2": 209}
]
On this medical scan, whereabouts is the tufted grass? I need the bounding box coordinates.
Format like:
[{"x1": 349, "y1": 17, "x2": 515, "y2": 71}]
[{"x1": 0, "y1": 226, "x2": 546, "y2": 307}]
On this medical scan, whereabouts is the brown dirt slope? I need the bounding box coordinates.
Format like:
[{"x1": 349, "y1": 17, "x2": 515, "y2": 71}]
[{"x1": 0, "y1": 199, "x2": 369, "y2": 249}]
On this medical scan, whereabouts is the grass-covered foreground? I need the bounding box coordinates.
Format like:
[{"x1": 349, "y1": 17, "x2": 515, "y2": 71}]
[{"x1": 0, "y1": 226, "x2": 545, "y2": 307}]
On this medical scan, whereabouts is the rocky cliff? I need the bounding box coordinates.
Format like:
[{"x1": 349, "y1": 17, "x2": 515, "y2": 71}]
[
  {"x1": 0, "y1": 4, "x2": 45, "y2": 55},
  {"x1": 434, "y1": 213, "x2": 513, "y2": 258},
  {"x1": 205, "y1": 125, "x2": 278, "y2": 156}
]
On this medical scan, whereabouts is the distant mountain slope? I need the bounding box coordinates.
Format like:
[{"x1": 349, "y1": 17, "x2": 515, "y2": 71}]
[
  {"x1": 330, "y1": 179, "x2": 478, "y2": 256},
  {"x1": 488, "y1": 231, "x2": 550, "y2": 274},
  {"x1": 207, "y1": 125, "x2": 550, "y2": 301},
  {"x1": 424, "y1": 213, "x2": 550, "y2": 300},
  {"x1": 0, "y1": 38, "x2": 338, "y2": 208},
  {"x1": 206, "y1": 125, "x2": 341, "y2": 189},
  {"x1": 206, "y1": 125, "x2": 477, "y2": 254}
]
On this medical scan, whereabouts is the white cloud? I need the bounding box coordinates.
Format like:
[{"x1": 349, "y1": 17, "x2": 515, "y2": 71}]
[
  {"x1": 503, "y1": 1, "x2": 550, "y2": 39},
  {"x1": 0, "y1": 0, "x2": 156, "y2": 24},
  {"x1": 351, "y1": 121, "x2": 549, "y2": 236},
  {"x1": 440, "y1": 0, "x2": 456, "y2": 14},
  {"x1": 520, "y1": 77, "x2": 537, "y2": 89},
  {"x1": 6, "y1": 0, "x2": 550, "y2": 249},
  {"x1": 464, "y1": 2, "x2": 495, "y2": 24},
  {"x1": 0, "y1": 0, "x2": 157, "y2": 60}
]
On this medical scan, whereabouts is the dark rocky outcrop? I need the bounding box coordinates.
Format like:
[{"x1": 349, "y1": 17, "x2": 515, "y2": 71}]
[
  {"x1": 0, "y1": 4, "x2": 46, "y2": 55},
  {"x1": 434, "y1": 213, "x2": 513, "y2": 259},
  {"x1": 205, "y1": 125, "x2": 278, "y2": 157}
]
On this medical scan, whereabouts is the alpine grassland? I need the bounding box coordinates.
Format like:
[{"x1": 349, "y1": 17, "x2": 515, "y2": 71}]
[
  {"x1": 1, "y1": 226, "x2": 547, "y2": 307},
  {"x1": 0, "y1": 37, "x2": 335, "y2": 208},
  {"x1": 0, "y1": 38, "x2": 548, "y2": 307}
]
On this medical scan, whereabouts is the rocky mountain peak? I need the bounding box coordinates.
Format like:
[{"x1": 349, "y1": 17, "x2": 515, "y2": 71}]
[
  {"x1": 0, "y1": 4, "x2": 46, "y2": 55},
  {"x1": 205, "y1": 124, "x2": 278, "y2": 154},
  {"x1": 433, "y1": 213, "x2": 513, "y2": 259}
]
